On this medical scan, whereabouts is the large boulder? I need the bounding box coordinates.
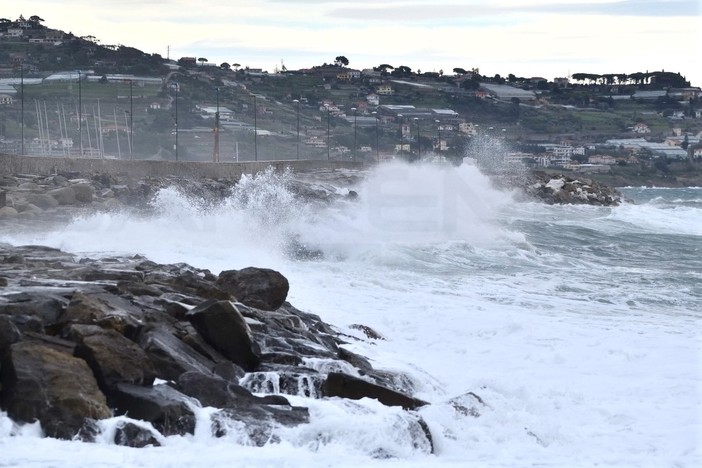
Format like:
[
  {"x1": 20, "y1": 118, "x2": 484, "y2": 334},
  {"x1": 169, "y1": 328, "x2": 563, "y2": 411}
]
[
  {"x1": 216, "y1": 267, "x2": 289, "y2": 310},
  {"x1": 322, "y1": 372, "x2": 428, "y2": 410},
  {"x1": 186, "y1": 300, "x2": 260, "y2": 371},
  {"x1": 48, "y1": 186, "x2": 76, "y2": 205},
  {"x1": 71, "y1": 182, "x2": 95, "y2": 203},
  {"x1": 113, "y1": 421, "x2": 161, "y2": 447},
  {"x1": 177, "y1": 371, "x2": 309, "y2": 446},
  {"x1": 0, "y1": 315, "x2": 21, "y2": 352},
  {"x1": 109, "y1": 383, "x2": 196, "y2": 436},
  {"x1": 0, "y1": 342, "x2": 111, "y2": 439},
  {"x1": 137, "y1": 325, "x2": 219, "y2": 381},
  {"x1": 0, "y1": 291, "x2": 68, "y2": 330},
  {"x1": 24, "y1": 193, "x2": 59, "y2": 210},
  {"x1": 59, "y1": 291, "x2": 142, "y2": 337},
  {"x1": 72, "y1": 327, "x2": 156, "y2": 391}
]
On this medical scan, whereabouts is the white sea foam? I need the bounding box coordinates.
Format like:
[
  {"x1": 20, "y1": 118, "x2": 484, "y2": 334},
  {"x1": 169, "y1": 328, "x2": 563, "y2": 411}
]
[{"x1": 1, "y1": 162, "x2": 700, "y2": 467}]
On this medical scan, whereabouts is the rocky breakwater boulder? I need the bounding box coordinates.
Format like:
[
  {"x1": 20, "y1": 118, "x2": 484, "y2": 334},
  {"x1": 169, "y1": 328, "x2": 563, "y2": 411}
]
[
  {"x1": 523, "y1": 172, "x2": 621, "y2": 206},
  {"x1": 0, "y1": 244, "x2": 435, "y2": 453},
  {"x1": 0, "y1": 172, "x2": 236, "y2": 222}
]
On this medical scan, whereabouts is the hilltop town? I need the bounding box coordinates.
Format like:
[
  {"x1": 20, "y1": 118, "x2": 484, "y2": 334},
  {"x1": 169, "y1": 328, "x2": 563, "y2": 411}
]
[{"x1": 1, "y1": 15, "x2": 701, "y2": 186}]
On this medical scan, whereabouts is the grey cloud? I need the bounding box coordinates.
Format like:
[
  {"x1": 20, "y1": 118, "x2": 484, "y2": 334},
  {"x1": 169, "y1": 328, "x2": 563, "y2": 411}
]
[{"x1": 326, "y1": 0, "x2": 699, "y2": 21}]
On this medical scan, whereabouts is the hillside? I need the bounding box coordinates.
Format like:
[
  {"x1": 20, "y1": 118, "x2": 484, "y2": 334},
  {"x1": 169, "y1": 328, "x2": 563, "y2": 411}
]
[{"x1": 1, "y1": 16, "x2": 701, "y2": 185}]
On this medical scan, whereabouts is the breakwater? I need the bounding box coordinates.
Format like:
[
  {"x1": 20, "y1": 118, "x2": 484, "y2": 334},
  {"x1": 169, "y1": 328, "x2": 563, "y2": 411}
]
[{"x1": 0, "y1": 154, "x2": 362, "y2": 178}]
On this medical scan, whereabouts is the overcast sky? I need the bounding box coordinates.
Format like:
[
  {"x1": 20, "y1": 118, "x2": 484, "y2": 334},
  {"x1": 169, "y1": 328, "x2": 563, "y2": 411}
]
[{"x1": 8, "y1": 0, "x2": 702, "y2": 85}]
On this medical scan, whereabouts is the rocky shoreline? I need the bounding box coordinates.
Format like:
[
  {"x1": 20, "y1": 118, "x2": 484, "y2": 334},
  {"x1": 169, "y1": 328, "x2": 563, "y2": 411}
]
[
  {"x1": 0, "y1": 165, "x2": 620, "y2": 450},
  {"x1": 0, "y1": 243, "x2": 449, "y2": 450},
  {"x1": 0, "y1": 167, "x2": 621, "y2": 226},
  {"x1": 492, "y1": 171, "x2": 621, "y2": 206}
]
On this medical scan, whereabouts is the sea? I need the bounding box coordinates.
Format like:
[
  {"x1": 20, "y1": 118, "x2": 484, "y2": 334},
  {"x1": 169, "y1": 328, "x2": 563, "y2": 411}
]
[{"x1": 1, "y1": 161, "x2": 700, "y2": 467}]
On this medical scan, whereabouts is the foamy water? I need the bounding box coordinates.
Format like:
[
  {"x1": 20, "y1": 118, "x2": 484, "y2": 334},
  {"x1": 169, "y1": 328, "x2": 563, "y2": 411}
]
[{"x1": 1, "y1": 162, "x2": 700, "y2": 467}]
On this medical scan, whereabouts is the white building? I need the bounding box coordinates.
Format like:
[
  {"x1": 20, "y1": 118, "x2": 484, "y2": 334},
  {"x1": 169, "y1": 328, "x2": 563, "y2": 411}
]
[
  {"x1": 633, "y1": 123, "x2": 651, "y2": 134},
  {"x1": 459, "y1": 122, "x2": 478, "y2": 136},
  {"x1": 588, "y1": 155, "x2": 616, "y2": 165}
]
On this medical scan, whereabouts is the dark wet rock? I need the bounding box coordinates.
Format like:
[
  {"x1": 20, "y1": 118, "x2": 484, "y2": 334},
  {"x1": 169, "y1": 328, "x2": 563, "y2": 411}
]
[
  {"x1": 110, "y1": 383, "x2": 196, "y2": 436},
  {"x1": 186, "y1": 300, "x2": 260, "y2": 371},
  {"x1": 114, "y1": 421, "x2": 162, "y2": 448},
  {"x1": 0, "y1": 315, "x2": 21, "y2": 352},
  {"x1": 0, "y1": 291, "x2": 68, "y2": 327},
  {"x1": 338, "y1": 347, "x2": 374, "y2": 372},
  {"x1": 0, "y1": 341, "x2": 112, "y2": 439},
  {"x1": 212, "y1": 360, "x2": 246, "y2": 382},
  {"x1": 59, "y1": 291, "x2": 143, "y2": 337},
  {"x1": 73, "y1": 327, "x2": 156, "y2": 391},
  {"x1": 323, "y1": 372, "x2": 428, "y2": 410},
  {"x1": 183, "y1": 371, "x2": 310, "y2": 445},
  {"x1": 0, "y1": 243, "x2": 431, "y2": 449},
  {"x1": 138, "y1": 325, "x2": 218, "y2": 381},
  {"x1": 217, "y1": 267, "x2": 289, "y2": 311}
]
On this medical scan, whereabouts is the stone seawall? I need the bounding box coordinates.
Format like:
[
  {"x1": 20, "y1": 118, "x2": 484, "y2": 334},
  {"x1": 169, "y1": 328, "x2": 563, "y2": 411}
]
[{"x1": 0, "y1": 154, "x2": 362, "y2": 178}]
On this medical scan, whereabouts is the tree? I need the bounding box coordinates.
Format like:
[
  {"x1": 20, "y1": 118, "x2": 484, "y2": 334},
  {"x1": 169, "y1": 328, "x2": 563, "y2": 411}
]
[
  {"x1": 232, "y1": 63, "x2": 241, "y2": 71},
  {"x1": 220, "y1": 62, "x2": 230, "y2": 70},
  {"x1": 453, "y1": 67, "x2": 467, "y2": 75},
  {"x1": 375, "y1": 64, "x2": 393, "y2": 76},
  {"x1": 334, "y1": 56, "x2": 349, "y2": 67},
  {"x1": 392, "y1": 65, "x2": 412, "y2": 77},
  {"x1": 29, "y1": 15, "x2": 45, "y2": 25},
  {"x1": 681, "y1": 134, "x2": 689, "y2": 150},
  {"x1": 198, "y1": 57, "x2": 208, "y2": 66}
]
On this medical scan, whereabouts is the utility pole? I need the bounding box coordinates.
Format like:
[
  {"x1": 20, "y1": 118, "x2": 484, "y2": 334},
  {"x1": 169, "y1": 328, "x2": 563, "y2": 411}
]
[
  {"x1": 173, "y1": 82, "x2": 178, "y2": 160},
  {"x1": 253, "y1": 94, "x2": 258, "y2": 161},
  {"x1": 327, "y1": 108, "x2": 331, "y2": 160},
  {"x1": 351, "y1": 107, "x2": 357, "y2": 162},
  {"x1": 293, "y1": 99, "x2": 300, "y2": 159},
  {"x1": 129, "y1": 80, "x2": 133, "y2": 159},
  {"x1": 397, "y1": 114, "x2": 403, "y2": 156},
  {"x1": 78, "y1": 70, "x2": 83, "y2": 156},
  {"x1": 213, "y1": 87, "x2": 220, "y2": 162},
  {"x1": 415, "y1": 117, "x2": 421, "y2": 159},
  {"x1": 20, "y1": 63, "x2": 24, "y2": 155},
  {"x1": 373, "y1": 111, "x2": 379, "y2": 160}
]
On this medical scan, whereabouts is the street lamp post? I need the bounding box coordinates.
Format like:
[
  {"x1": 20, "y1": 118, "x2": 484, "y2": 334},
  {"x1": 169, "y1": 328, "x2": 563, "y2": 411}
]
[
  {"x1": 397, "y1": 114, "x2": 403, "y2": 155},
  {"x1": 129, "y1": 80, "x2": 133, "y2": 158},
  {"x1": 327, "y1": 108, "x2": 331, "y2": 161},
  {"x1": 293, "y1": 99, "x2": 300, "y2": 159},
  {"x1": 19, "y1": 63, "x2": 24, "y2": 155},
  {"x1": 253, "y1": 94, "x2": 258, "y2": 161},
  {"x1": 172, "y1": 82, "x2": 179, "y2": 161},
  {"x1": 414, "y1": 117, "x2": 421, "y2": 159},
  {"x1": 351, "y1": 107, "x2": 357, "y2": 161},
  {"x1": 77, "y1": 70, "x2": 83, "y2": 156},
  {"x1": 372, "y1": 111, "x2": 379, "y2": 160},
  {"x1": 213, "y1": 86, "x2": 220, "y2": 162}
]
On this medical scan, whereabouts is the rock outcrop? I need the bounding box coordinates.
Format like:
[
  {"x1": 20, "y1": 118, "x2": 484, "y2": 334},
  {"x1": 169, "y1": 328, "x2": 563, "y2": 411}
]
[
  {"x1": 497, "y1": 171, "x2": 621, "y2": 206},
  {"x1": 0, "y1": 244, "x2": 432, "y2": 451}
]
